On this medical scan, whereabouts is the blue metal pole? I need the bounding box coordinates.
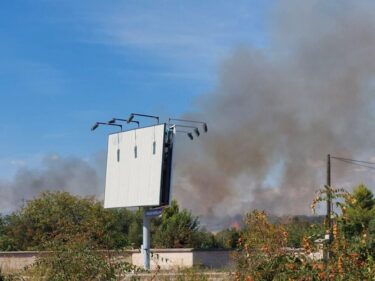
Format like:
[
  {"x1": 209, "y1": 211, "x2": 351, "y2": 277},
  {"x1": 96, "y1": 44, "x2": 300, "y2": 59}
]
[{"x1": 142, "y1": 208, "x2": 151, "y2": 270}]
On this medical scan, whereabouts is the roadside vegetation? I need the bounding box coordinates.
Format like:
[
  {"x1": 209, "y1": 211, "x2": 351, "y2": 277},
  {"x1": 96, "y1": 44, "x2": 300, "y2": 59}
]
[
  {"x1": 235, "y1": 184, "x2": 375, "y2": 280},
  {"x1": 0, "y1": 193, "x2": 221, "y2": 252},
  {"x1": 0, "y1": 184, "x2": 374, "y2": 280}
]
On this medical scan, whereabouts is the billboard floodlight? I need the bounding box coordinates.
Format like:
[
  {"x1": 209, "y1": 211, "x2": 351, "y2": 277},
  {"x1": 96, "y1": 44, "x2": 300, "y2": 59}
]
[
  {"x1": 108, "y1": 118, "x2": 140, "y2": 128},
  {"x1": 168, "y1": 118, "x2": 208, "y2": 133},
  {"x1": 203, "y1": 123, "x2": 208, "y2": 132},
  {"x1": 128, "y1": 114, "x2": 134, "y2": 123},
  {"x1": 91, "y1": 123, "x2": 99, "y2": 131},
  {"x1": 176, "y1": 130, "x2": 194, "y2": 140},
  {"x1": 91, "y1": 122, "x2": 122, "y2": 131},
  {"x1": 128, "y1": 113, "x2": 159, "y2": 124},
  {"x1": 171, "y1": 124, "x2": 200, "y2": 137}
]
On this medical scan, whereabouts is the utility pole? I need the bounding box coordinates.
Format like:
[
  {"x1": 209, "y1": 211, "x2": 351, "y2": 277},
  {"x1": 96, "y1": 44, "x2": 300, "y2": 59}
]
[
  {"x1": 324, "y1": 154, "x2": 332, "y2": 261},
  {"x1": 327, "y1": 154, "x2": 331, "y2": 232}
]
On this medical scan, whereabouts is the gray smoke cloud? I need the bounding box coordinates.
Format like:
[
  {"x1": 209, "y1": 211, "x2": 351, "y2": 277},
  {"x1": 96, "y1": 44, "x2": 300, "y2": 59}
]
[
  {"x1": 2, "y1": 1, "x2": 375, "y2": 232},
  {"x1": 173, "y1": 0, "x2": 375, "y2": 228},
  {"x1": 0, "y1": 154, "x2": 104, "y2": 213}
]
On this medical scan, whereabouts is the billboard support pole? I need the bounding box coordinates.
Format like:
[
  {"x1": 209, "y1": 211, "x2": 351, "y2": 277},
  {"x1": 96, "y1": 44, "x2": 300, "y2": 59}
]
[{"x1": 142, "y1": 208, "x2": 151, "y2": 270}]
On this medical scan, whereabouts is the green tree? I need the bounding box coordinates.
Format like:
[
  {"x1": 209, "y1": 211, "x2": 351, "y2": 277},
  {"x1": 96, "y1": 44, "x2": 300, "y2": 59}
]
[
  {"x1": 284, "y1": 216, "x2": 324, "y2": 248},
  {"x1": 1, "y1": 192, "x2": 141, "y2": 280},
  {"x1": 152, "y1": 200, "x2": 200, "y2": 248},
  {"x1": 1, "y1": 191, "x2": 137, "y2": 250},
  {"x1": 0, "y1": 215, "x2": 13, "y2": 251},
  {"x1": 191, "y1": 228, "x2": 218, "y2": 249},
  {"x1": 368, "y1": 218, "x2": 375, "y2": 257},
  {"x1": 352, "y1": 184, "x2": 375, "y2": 209},
  {"x1": 341, "y1": 184, "x2": 375, "y2": 238},
  {"x1": 215, "y1": 228, "x2": 240, "y2": 249},
  {"x1": 127, "y1": 209, "x2": 143, "y2": 248}
]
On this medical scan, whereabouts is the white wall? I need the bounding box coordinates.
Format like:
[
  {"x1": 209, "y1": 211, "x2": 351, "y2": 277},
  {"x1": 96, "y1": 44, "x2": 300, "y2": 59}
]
[{"x1": 0, "y1": 249, "x2": 234, "y2": 273}]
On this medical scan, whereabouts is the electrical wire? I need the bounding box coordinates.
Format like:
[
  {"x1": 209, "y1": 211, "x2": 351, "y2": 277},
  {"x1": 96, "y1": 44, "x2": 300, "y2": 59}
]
[
  {"x1": 331, "y1": 156, "x2": 375, "y2": 165},
  {"x1": 331, "y1": 157, "x2": 375, "y2": 171}
]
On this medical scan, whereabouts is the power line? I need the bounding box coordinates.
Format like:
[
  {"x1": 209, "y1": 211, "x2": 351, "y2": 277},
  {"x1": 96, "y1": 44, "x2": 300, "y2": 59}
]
[
  {"x1": 331, "y1": 156, "x2": 375, "y2": 165},
  {"x1": 331, "y1": 157, "x2": 375, "y2": 171}
]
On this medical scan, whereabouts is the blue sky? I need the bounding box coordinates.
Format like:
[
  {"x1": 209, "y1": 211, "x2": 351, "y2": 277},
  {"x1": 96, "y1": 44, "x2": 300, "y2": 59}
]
[{"x1": 0, "y1": 1, "x2": 272, "y2": 179}]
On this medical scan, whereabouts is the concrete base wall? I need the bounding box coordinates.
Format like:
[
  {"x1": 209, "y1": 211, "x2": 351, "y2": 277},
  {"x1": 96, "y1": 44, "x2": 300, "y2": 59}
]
[
  {"x1": 0, "y1": 249, "x2": 234, "y2": 273},
  {"x1": 0, "y1": 251, "x2": 38, "y2": 273},
  {"x1": 132, "y1": 248, "x2": 194, "y2": 270},
  {"x1": 193, "y1": 250, "x2": 234, "y2": 269},
  {"x1": 0, "y1": 250, "x2": 134, "y2": 274},
  {"x1": 123, "y1": 272, "x2": 233, "y2": 281},
  {"x1": 132, "y1": 249, "x2": 234, "y2": 270}
]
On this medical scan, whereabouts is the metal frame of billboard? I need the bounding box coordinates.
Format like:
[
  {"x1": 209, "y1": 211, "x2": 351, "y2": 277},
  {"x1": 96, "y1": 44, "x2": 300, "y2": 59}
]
[{"x1": 159, "y1": 128, "x2": 174, "y2": 206}]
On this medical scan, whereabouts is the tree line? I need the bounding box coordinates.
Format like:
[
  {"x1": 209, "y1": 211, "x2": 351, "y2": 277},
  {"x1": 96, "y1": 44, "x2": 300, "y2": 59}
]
[
  {"x1": 0, "y1": 184, "x2": 374, "y2": 280},
  {"x1": 0, "y1": 191, "x2": 331, "y2": 252},
  {"x1": 0, "y1": 192, "x2": 238, "y2": 251}
]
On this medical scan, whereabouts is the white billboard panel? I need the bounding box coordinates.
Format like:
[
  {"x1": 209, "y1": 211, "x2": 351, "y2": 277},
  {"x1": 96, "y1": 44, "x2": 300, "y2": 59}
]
[{"x1": 104, "y1": 124, "x2": 166, "y2": 208}]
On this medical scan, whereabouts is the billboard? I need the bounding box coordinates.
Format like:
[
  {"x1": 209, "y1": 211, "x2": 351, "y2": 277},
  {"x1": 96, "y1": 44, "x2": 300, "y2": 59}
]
[{"x1": 104, "y1": 124, "x2": 169, "y2": 208}]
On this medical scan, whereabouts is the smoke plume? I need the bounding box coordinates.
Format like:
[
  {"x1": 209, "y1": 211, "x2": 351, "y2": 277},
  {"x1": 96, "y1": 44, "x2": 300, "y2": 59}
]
[
  {"x1": 2, "y1": 1, "x2": 375, "y2": 232},
  {"x1": 0, "y1": 154, "x2": 103, "y2": 213},
  {"x1": 173, "y1": 0, "x2": 375, "y2": 228}
]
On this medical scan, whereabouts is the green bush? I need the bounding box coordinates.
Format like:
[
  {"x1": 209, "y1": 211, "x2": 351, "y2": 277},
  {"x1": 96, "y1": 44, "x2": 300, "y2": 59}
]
[{"x1": 234, "y1": 185, "x2": 375, "y2": 280}]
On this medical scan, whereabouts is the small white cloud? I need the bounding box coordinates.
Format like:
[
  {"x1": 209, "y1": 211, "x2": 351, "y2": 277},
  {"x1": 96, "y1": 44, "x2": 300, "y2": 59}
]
[
  {"x1": 10, "y1": 160, "x2": 26, "y2": 167},
  {"x1": 48, "y1": 154, "x2": 60, "y2": 161},
  {"x1": 72, "y1": 1, "x2": 269, "y2": 72}
]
